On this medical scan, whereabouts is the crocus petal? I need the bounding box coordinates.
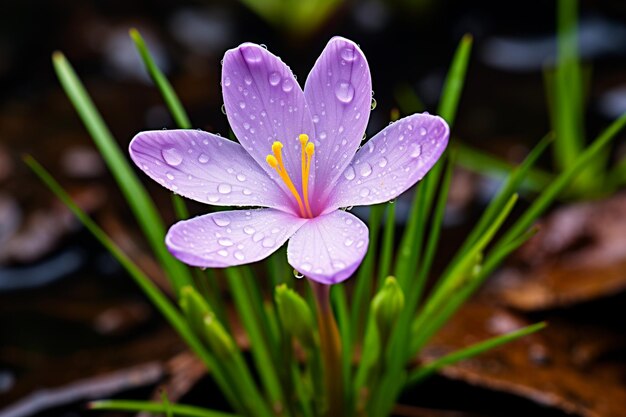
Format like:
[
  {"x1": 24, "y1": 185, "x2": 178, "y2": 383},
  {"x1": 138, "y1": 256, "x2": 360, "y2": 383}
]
[
  {"x1": 326, "y1": 113, "x2": 449, "y2": 210},
  {"x1": 304, "y1": 37, "x2": 372, "y2": 199},
  {"x1": 166, "y1": 209, "x2": 307, "y2": 268},
  {"x1": 287, "y1": 210, "x2": 369, "y2": 285},
  {"x1": 129, "y1": 129, "x2": 294, "y2": 212},
  {"x1": 222, "y1": 43, "x2": 315, "y2": 199}
]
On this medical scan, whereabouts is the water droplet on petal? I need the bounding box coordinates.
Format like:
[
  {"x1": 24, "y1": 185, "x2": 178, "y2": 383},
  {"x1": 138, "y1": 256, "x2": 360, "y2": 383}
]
[
  {"x1": 166, "y1": 172, "x2": 175, "y2": 180},
  {"x1": 242, "y1": 188, "x2": 252, "y2": 195},
  {"x1": 218, "y1": 249, "x2": 228, "y2": 257},
  {"x1": 207, "y1": 194, "x2": 220, "y2": 203},
  {"x1": 332, "y1": 260, "x2": 346, "y2": 270},
  {"x1": 281, "y1": 78, "x2": 294, "y2": 92},
  {"x1": 253, "y1": 232, "x2": 265, "y2": 242},
  {"x1": 198, "y1": 153, "x2": 209, "y2": 163},
  {"x1": 236, "y1": 173, "x2": 246, "y2": 182},
  {"x1": 359, "y1": 163, "x2": 372, "y2": 177},
  {"x1": 224, "y1": 77, "x2": 231, "y2": 86},
  {"x1": 410, "y1": 143, "x2": 422, "y2": 158},
  {"x1": 344, "y1": 238, "x2": 354, "y2": 247},
  {"x1": 269, "y1": 72, "x2": 281, "y2": 86},
  {"x1": 340, "y1": 47, "x2": 357, "y2": 61},
  {"x1": 301, "y1": 263, "x2": 312, "y2": 272},
  {"x1": 378, "y1": 157, "x2": 388, "y2": 168},
  {"x1": 262, "y1": 237, "x2": 275, "y2": 248},
  {"x1": 234, "y1": 251, "x2": 245, "y2": 261},
  {"x1": 244, "y1": 226, "x2": 255, "y2": 235},
  {"x1": 293, "y1": 269, "x2": 304, "y2": 279},
  {"x1": 344, "y1": 166, "x2": 356, "y2": 180},
  {"x1": 239, "y1": 101, "x2": 246, "y2": 109},
  {"x1": 218, "y1": 184, "x2": 232, "y2": 194},
  {"x1": 370, "y1": 98, "x2": 377, "y2": 110},
  {"x1": 244, "y1": 75, "x2": 252, "y2": 85},
  {"x1": 312, "y1": 114, "x2": 320, "y2": 123},
  {"x1": 218, "y1": 238, "x2": 234, "y2": 247},
  {"x1": 162, "y1": 148, "x2": 183, "y2": 166},
  {"x1": 419, "y1": 126, "x2": 428, "y2": 136},
  {"x1": 359, "y1": 187, "x2": 370, "y2": 197},
  {"x1": 334, "y1": 81, "x2": 355, "y2": 103},
  {"x1": 213, "y1": 214, "x2": 231, "y2": 226},
  {"x1": 241, "y1": 47, "x2": 262, "y2": 63}
]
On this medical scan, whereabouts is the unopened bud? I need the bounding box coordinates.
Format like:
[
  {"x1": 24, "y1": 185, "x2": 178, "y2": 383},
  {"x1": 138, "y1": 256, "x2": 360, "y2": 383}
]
[
  {"x1": 203, "y1": 314, "x2": 236, "y2": 358},
  {"x1": 275, "y1": 284, "x2": 316, "y2": 350},
  {"x1": 371, "y1": 277, "x2": 404, "y2": 337}
]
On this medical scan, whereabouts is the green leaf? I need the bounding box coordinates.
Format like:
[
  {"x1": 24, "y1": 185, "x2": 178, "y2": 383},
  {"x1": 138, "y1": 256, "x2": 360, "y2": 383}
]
[
  {"x1": 51, "y1": 51, "x2": 192, "y2": 295},
  {"x1": 438, "y1": 33, "x2": 473, "y2": 126},
  {"x1": 89, "y1": 400, "x2": 239, "y2": 417},
  {"x1": 377, "y1": 203, "x2": 396, "y2": 284},
  {"x1": 130, "y1": 28, "x2": 191, "y2": 129},
  {"x1": 408, "y1": 322, "x2": 546, "y2": 384}
]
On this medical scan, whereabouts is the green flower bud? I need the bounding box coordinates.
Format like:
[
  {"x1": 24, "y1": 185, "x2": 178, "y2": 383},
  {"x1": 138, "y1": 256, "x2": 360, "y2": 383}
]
[
  {"x1": 203, "y1": 314, "x2": 236, "y2": 359},
  {"x1": 275, "y1": 284, "x2": 317, "y2": 350},
  {"x1": 371, "y1": 276, "x2": 404, "y2": 338},
  {"x1": 179, "y1": 286, "x2": 213, "y2": 335}
]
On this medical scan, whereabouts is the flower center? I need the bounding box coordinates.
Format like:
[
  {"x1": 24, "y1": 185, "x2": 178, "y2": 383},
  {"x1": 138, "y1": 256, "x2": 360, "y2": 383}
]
[{"x1": 266, "y1": 134, "x2": 315, "y2": 218}]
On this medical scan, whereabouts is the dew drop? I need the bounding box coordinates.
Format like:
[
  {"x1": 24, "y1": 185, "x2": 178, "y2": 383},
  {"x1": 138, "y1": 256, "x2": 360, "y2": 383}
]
[
  {"x1": 221, "y1": 104, "x2": 227, "y2": 115},
  {"x1": 244, "y1": 75, "x2": 252, "y2": 85},
  {"x1": 281, "y1": 78, "x2": 294, "y2": 93},
  {"x1": 293, "y1": 269, "x2": 304, "y2": 279},
  {"x1": 241, "y1": 47, "x2": 262, "y2": 63},
  {"x1": 312, "y1": 114, "x2": 320, "y2": 123},
  {"x1": 239, "y1": 101, "x2": 246, "y2": 109},
  {"x1": 340, "y1": 47, "x2": 357, "y2": 61},
  {"x1": 419, "y1": 126, "x2": 428, "y2": 136},
  {"x1": 198, "y1": 153, "x2": 209, "y2": 163},
  {"x1": 224, "y1": 77, "x2": 231, "y2": 86},
  {"x1": 410, "y1": 143, "x2": 423, "y2": 158},
  {"x1": 334, "y1": 81, "x2": 355, "y2": 103},
  {"x1": 166, "y1": 172, "x2": 175, "y2": 180},
  {"x1": 262, "y1": 237, "x2": 276, "y2": 248},
  {"x1": 344, "y1": 166, "x2": 356, "y2": 180},
  {"x1": 370, "y1": 98, "x2": 377, "y2": 110},
  {"x1": 300, "y1": 263, "x2": 312, "y2": 272},
  {"x1": 218, "y1": 238, "x2": 234, "y2": 247},
  {"x1": 319, "y1": 131, "x2": 327, "y2": 140},
  {"x1": 213, "y1": 215, "x2": 231, "y2": 227},
  {"x1": 332, "y1": 260, "x2": 346, "y2": 270},
  {"x1": 344, "y1": 238, "x2": 354, "y2": 247},
  {"x1": 162, "y1": 148, "x2": 183, "y2": 166},
  {"x1": 359, "y1": 187, "x2": 370, "y2": 197},
  {"x1": 269, "y1": 72, "x2": 281, "y2": 86},
  {"x1": 359, "y1": 163, "x2": 372, "y2": 177},
  {"x1": 242, "y1": 188, "x2": 252, "y2": 195},
  {"x1": 207, "y1": 194, "x2": 220, "y2": 203},
  {"x1": 236, "y1": 173, "x2": 246, "y2": 182},
  {"x1": 378, "y1": 157, "x2": 388, "y2": 168},
  {"x1": 252, "y1": 232, "x2": 265, "y2": 242},
  {"x1": 244, "y1": 226, "x2": 255, "y2": 235},
  {"x1": 234, "y1": 251, "x2": 245, "y2": 261},
  {"x1": 218, "y1": 249, "x2": 228, "y2": 257},
  {"x1": 218, "y1": 183, "x2": 232, "y2": 194}
]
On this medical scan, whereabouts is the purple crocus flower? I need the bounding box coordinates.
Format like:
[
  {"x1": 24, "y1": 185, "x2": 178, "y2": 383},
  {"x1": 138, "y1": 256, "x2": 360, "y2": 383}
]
[{"x1": 129, "y1": 37, "x2": 449, "y2": 285}]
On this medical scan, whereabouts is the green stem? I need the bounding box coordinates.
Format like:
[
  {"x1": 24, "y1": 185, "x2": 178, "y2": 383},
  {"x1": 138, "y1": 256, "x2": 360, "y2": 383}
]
[{"x1": 310, "y1": 280, "x2": 343, "y2": 417}]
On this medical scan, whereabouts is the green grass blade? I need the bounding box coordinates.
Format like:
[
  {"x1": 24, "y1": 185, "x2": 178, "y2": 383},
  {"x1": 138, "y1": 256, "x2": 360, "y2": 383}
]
[
  {"x1": 130, "y1": 28, "x2": 191, "y2": 129},
  {"x1": 225, "y1": 268, "x2": 285, "y2": 410},
  {"x1": 438, "y1": 34, "x2": 473, "y2": 126},
  {"x1": 377, "y1": 203, "x2": 396, "y2": 284},
  {"x1": 350, "y1": 204, "x2": 385, "y2": 338},
  {"x1": 89, "y1": 400, "x2": 239, "y2": 417},
  {"x1": 51, "y1": 52, "x2": 192, "y2": 294},
  {"x1": 23, "y1": 156, "x2": 235, "y2": 401},
  {"x1": 496, "y1": 111, "x2": 626, "y2": 249},
  {"x1": 457, "y1": 144, "x2": 553, "y2": 193},
  {"x1": 331, "y1": 284, "x2": 352, "y2": 407},
  {"x1": 408, "y1": 322, "x2": 546, "y2": 385},
  {"x1": 394, "y1": 83, "x2": 425, "y2": 115}
]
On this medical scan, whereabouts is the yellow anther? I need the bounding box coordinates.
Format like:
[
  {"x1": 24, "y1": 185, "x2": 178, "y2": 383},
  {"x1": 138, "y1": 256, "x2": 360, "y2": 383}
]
[
  {"x1": 272, "y1": 141, "x2": 283, "y2": 154},
  {"x1": 299, "y1": 134, "x2": 309, "y2": 145},
  {"x1": 305, "y1": 142, "x2": 315, "y2": 157},
  {"x1": 266, "y1": 154, "x2": 279, "y2": 169}
]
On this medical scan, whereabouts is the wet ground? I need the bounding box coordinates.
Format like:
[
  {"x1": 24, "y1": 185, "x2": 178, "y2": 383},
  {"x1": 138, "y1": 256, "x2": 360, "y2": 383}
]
[{"x1": 2, "y1": 1, "x2": 626, "y2": 416}]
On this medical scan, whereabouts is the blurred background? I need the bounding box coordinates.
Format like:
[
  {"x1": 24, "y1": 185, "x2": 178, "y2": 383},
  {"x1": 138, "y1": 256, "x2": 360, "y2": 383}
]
[{"x1": 2, "y1": 1, "x2": 626, "y2": 416}]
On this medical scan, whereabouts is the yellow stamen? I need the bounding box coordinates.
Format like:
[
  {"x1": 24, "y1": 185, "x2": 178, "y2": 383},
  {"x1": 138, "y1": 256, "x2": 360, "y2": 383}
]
[
  {"x1": 267, "y1": 140, "x2": 307, "y2": 217},
  {"x1": 266, "y1": 135, "x2": 316, "y2": 218}
]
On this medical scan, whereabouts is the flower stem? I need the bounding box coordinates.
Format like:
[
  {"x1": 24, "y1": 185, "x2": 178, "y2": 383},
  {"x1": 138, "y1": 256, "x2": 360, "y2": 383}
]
[{"x1": 310, "y1": 280, "x2": 343, "y2": 417}]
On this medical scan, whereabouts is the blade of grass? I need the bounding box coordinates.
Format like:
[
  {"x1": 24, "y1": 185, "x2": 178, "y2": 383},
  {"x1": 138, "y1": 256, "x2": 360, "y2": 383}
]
[
  {"x1": 52, "y1": 52, "x2": 192, "y2": 295},
  {"x1": 24, "y1": 156, "x2": 239, "y2": 408},
  {"x1": 130, "y1": 28, "x2": 191, "y2": 129},
  {"x1": 331, "y1": 284, "x2": 352, "y2": 408},
  {"x1": 89, "y1": 400, "x2": 239, "y2": 417},
  {"x1": 495, "y1": 111, "x2": 626, "y2": 250},
  {"x1": 438, "y1": 34, "x2": 472, "y2": 126},
  {"x1": 408, "y1": 322, "x2": 546, "y2": 385},
  {"x1": 377, "y1": 203, "x2": 396, "y2": 285},
  {"x1": 350, "y1": 204, "x2": 385, "y2": 339}
]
